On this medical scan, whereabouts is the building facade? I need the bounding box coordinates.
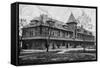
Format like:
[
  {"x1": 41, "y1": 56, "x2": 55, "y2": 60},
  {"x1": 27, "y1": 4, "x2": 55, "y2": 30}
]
[{"x1": 21, "y1": 13, "x2": 95, "y2": 50}]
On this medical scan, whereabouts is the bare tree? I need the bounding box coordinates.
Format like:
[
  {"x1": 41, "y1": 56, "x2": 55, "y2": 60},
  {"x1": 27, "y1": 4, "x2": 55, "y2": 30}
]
[
  {"x1": 46, "y1": 19, "x2": 55, "y2": 52},
  {"x1": 19, "y1": 18, "x2": 27, "y2": 50}
]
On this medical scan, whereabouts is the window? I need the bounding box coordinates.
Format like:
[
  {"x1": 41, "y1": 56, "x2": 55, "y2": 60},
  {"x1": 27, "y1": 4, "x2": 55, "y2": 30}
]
[
  {"x1": 22, "y1": 29, "x2": 26, "y2": 37},
  {"x1": 42, "y1": 27, "x2": 47, "y2": 36},
  {"x1": 35, "y1": 27, "x2": 40, "y2": 36},
  {"x1": 65, "y1": 32, "x2": 69, "y2": 37},
  {"x1": 62, "y1": 31, "x2": 65, "y2": 38},
  {"x1": 32, "y1": 28, "x2": 35, "y2": 36},
  {"x1": 58, "y1": 30, "x2": 60, "y2": 37},
  {"x1": 51, "y1": 30, "x2": 54, "y2": 37},
  {"x1": 30, "y1": 30, "x2": 33, "y2": 37}
]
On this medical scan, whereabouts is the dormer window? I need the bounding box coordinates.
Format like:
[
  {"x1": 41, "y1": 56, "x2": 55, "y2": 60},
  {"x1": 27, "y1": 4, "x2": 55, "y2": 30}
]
[
  {"x1": 30, "y1": 20, "x2": 39, "y2": 25},
  {"x1": 31, "y1": 20, "x2": 39, "y2": 23},
  {"x1": 46, "y1": 20, "x2": 55, "y2": 26},
  {"x1": 63, "y1": 25, "x2": 68, "y2": 29}
]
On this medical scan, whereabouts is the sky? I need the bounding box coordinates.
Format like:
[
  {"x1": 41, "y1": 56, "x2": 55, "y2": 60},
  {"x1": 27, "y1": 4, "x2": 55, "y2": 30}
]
[{"x1": 19, "y1": 4, "x2": 96, "y2": 35}]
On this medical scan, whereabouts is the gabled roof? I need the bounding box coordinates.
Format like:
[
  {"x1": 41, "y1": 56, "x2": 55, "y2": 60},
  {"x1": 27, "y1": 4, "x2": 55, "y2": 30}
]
[
  {"x1": 22, "y1": 14, "x2": 94, "y2": 36},
  {"x1": 23, "y1": 14, "x2": 73, "y2": 32}
]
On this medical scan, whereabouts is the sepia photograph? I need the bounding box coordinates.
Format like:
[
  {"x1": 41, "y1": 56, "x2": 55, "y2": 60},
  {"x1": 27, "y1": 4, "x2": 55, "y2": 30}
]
[{"x1": 17, "y1": 3, "x2": 97, "y2": 65}]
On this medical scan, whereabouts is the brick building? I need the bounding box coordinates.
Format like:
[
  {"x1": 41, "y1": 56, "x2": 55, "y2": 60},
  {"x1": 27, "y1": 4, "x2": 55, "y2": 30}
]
[{"x1": 21, "y1": 13, "x2": 95, "y2": 50}]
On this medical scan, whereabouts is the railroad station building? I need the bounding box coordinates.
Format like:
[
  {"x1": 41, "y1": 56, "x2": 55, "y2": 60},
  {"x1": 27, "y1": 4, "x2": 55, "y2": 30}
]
[{"x1": 21, "y1": 13, "x2": 95, "y2": 50}]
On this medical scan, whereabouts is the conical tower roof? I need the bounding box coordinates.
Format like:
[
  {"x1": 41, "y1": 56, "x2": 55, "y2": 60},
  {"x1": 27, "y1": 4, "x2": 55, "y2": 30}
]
[{"x1": 67, "y1": 12, "x2": 77, "y2": 24}]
